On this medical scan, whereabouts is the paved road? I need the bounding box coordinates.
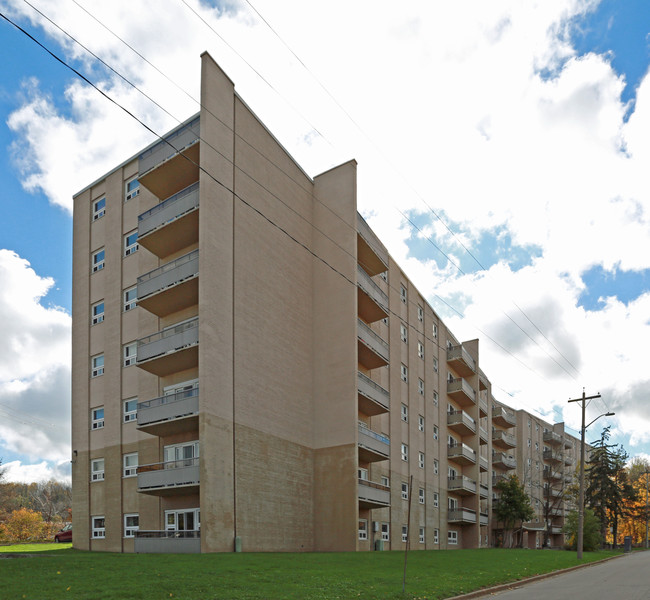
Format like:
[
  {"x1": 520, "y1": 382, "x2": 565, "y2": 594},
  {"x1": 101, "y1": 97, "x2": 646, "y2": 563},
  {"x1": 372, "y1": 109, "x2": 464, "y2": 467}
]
[{"x1": 476, "y1": 552, "x2": 650, "y2": 599}]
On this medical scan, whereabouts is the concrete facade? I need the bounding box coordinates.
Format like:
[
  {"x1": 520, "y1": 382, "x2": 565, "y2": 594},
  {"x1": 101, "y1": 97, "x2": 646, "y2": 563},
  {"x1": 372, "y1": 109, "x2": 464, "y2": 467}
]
[{"x1": 71, "y1": 54, "x2": 580, "y2": 553}]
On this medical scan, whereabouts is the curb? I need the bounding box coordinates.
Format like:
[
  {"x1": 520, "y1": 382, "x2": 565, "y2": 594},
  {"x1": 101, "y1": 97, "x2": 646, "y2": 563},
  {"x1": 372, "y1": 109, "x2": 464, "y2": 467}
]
[{"x1": 444, "y1": 553, "x2": 627, "y2": 599}]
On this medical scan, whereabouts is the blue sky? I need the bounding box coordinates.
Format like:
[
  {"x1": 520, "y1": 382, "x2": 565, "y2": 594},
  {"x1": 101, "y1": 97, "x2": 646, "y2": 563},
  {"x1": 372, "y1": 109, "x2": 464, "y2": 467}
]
[{"x1": 1, "y1": 0, "x2": 650, "y2": 482}]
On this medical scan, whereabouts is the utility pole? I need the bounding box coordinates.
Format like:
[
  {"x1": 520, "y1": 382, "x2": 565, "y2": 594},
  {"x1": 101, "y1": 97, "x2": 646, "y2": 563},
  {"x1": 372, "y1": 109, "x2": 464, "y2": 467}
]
[{"x1": 568, "y1": 389, "x2": 601, "y2": 560}]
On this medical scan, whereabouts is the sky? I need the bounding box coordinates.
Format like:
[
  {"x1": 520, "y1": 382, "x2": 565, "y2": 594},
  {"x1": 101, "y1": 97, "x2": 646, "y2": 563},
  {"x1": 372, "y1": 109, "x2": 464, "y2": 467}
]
[{"x1": 0, "y1": 0, "x2": 650, "y2": 483}]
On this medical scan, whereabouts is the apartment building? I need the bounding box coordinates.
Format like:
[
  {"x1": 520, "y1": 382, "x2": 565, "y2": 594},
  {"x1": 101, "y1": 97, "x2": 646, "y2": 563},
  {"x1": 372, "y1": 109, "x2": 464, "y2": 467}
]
[{"x1": 72, "y1": 53, "x2": 576, "y2": 553}]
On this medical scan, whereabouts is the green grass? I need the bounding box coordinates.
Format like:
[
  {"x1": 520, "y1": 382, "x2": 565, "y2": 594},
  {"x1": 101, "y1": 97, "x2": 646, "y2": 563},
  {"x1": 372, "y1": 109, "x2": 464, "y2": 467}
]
[{"x1": 0, "y1": 547, "x2": 621, "y2": 600}]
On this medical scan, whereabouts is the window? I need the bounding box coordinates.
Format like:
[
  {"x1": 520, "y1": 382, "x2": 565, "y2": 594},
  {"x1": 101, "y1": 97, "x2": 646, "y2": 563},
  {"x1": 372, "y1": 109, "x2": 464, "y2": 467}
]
[
  {"x1": 400, "y1": 285, "x2": 407, "y2": 304},
  {"x1": 165, "y1": 508, "x2": 200, "y2": 532},
  {"x1": 91, "y1": 458, "x2": 105, "y2": 482},
  {"x1": 418, "y1": 452, "x2": 425, "y2": 469},
  {"x1": 123, "y1": 398, "x2": 138, "y2": 423},
  {"x1": 381, "y1": 522, "x2": 390, "y2": 542},
  {"x1": 433, "y1": 528, "x2": 439, "y2": 544},
  {"x1": 448, "y1": 530, "x2": 458, "y2": 545},
  {"x1": 418, "y1": 415, "x2": 424, "y2": 432},
  {"x1": 91, "y1": 407, "x2": 104, "y2": 430},
  {"x1": 433, "y1": 391, "x2": 439, "y2": 406},
  {"x1": 125, "y1": 178, "x2": 140, "y2": 201},
  {"x1": 400, "y1": 323, "x2": 407, "y2": 343},
  {"x1": 419, "y1": 527, "x2": 425, "y2": 544},
  {"x1": 380, "y1": 475, "x2": 390, "y2": 487},
  {"x1": 124, "y1": 231, "x2": 139, "y2": 256},
  {"x1": 418, "y1": 341, "x2": 424, "y2": 359},
  {"x1": 124, "y1": 514, "x2": 139, "y2": 538},
  {"x1": 401, "y1": 482, "x2": 409, "y2": 500},
  {"x1": 92, "y1": 248, "x2": 105, "y2": 273},
  {"x1": 418, "y1": 488, "x2": 425, "y2": 504},
  {"x1": 400, "y1": 364, "x2": 408, "y2": 383},
  {"x1": 433, "y1": 459, "x2": 439, "y2": 475},
  {"x1": 123, "y1": 342, "x2": 137, "y2": 367},
  {"x1": 432, "y1": 323, "x2": 438, "y2": 338},
  {"x1": 433, "y1": 492, "x2": 439, "y2": 508},
  {"x1": 433, "y1": 357, "x2": 438, "y2": 373},
  {"x1": 418, "y1": 378, "x2": 424, "y2": 396},
  {"x1": 92, "y1": 197, "x2": 106, "y2": 220},
  {"x1": 91, "y1": 301, "x2": 104, "y2": 325},
  {"x1": 402, "y1": 525, "x2": 408, "y2": 543},
  {"x1": 448, "y1": 497, "x2": 458, "y2": 511},
  {"x1": 535, "y1": 442, "x2": 539, "y2": 451},
  {"x1": 380, "y1": 271, "x2": 387, "y2": 281},
  {"x1": 123, "y1": 453, "x2": 138, "y2": 477},
  {"x1": 164, "y1": 440, "x2": 199, "y2": 466},
  {"x1": 358, "y1": 519, "x2": 368, "y2": 540},
  {"x1": 91, "y1": 354, "x2": 104, "y2": 378},
  {"x1": 358, "y1": 468, "x2": 368, "y2": 481},
  {"x1": 528, "y1": 438, "x2": 531, "y2": 447},
  {"x1": 401, "y1": 443, "x2": 408, "y2": 462},
  {"x1": 124, "y1": 286, "x2": 137, "y2": 311},
  {"x1": 433, "y1": 425, "x2": 439, "y2": 440},
  {"x1": 401, "y1": 404, "x2": 408, "y2": 422},
  {"x1": 92, "y1": 516, "x2": 105, "y2": 539},
  {"x1": 417, "y1": 305, "x2": 423, "y2": 322}
]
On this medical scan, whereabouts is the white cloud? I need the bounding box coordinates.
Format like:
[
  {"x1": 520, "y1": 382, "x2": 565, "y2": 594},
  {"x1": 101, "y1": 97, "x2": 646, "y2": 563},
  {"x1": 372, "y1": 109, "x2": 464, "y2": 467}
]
[
  {"x1": 0, "y1": 250, "x2": 71, "y2": 465},
  {"x1": 2, "y1": 459, "x2": 70, "y2": 484}
]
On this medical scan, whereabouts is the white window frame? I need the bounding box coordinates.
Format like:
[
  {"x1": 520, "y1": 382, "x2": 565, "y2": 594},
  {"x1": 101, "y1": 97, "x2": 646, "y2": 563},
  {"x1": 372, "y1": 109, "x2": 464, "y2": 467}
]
[
  {"x1": 164, "y1": 440, "x2": 199, "y2": 466},
  {"x1": 123, "y1": 452, "x2": 138, "y2": 478},
  {"x1": 433, "y1": 528, "x2": 439, "y2": 544},
  {"x1": 448, "y1": 530, "x2": 458, "y2": 545},
  {"x1": 92, "y1": 248, "x2": 105, "y2": 273},
  {"x1": 418, "y1": 415, "x2": 424, "y2": 432},
  {"x1": 433, "y1": 391, "x2": 439, "y2": 406},
  {"x1": 91, "y1": 407, "x2": 104, "y2": 430},
  {"x1": 400, "y1": 364, "x2": 408, "y2": 383},
  {"x1": 125, "y1": 177, "x2": 140, "y2": 201},
  {"x1": 418, "y1": 488, "x2": 425, "y2": 504},
  {"x1": 165, "y1": 508, "x2": 200, "y2": 532},
  {"x1": 381, "y1": 522, "x2": 390, "y2": 542},
  {"x1": 91, "y1": 458, "x2": 105, "y2": 482},
  {"x1": 358, "y1": 519, "x2": 368, "y2": 540},
  {"x1": 401, "y1": 482, "x2": 409, "y2": 500},
  {"x1": 432, "y1": 323, "x2": 438, "y2": 338},
  {"x1": 417, "y1": 305, "x2": 423, "y2": 322},
  {"x1": 123, "y1": 342, "x2": 137, "y2": 367},
  {"x1": 418, "y1": 378, "x2": 424, "y2": 396},
  {"x1": 358, "y1": 467, "x2": 368, "y2": 481},
  {"x1": 433, "y1": 459, "x2": 439, "y2": 474},
  {"x1": 400, "y1": 285, "x2": 407, "y2": 304},
  {"x1": 380, "y1": 475, "x2": 390, "y2": 487},
  {"x1": 92, "y1": 516, "x2": 105, "y2": 539},
  {"x1": 91, "y1": 354, "x2": 104, "y2": 378},
  {"x1": 401, "y1": 403, "x2": 408, "y2": 422},
  {"x1": 419, "y1": 527, "x2": 425, "y2": 544},
  {"x1": 418, "y1": 341, "x2": 424, "y2": 359},
  {"x1": 448, "y1": 496, "x2": 458, "y2": 511},
  {"x1": 91, "y1": 301, "x2": 104, "y2": 325},
  {"x1": 402, "y1": 525, "x2": 408, "y2": 543},
  {"x1": 124, "y1": 230, "x2": 139, "y2": 256},
  {"x1": 124, "y1": 513, "x2": 139, "y2": 538},
  {"x1": 400, "y1": 323, "x2": 407, "y2": 343},
  {"x1": 92, "y1": 197, "x2": 106, "y2": 221},
  {"x1": 123, "y1": 286, "x2": 137, "y2": 311},
  {"x1": 401, "y1": 443, "x2": 408, "y2": 462},
  {"x1": 433, "y1": 357, "x2": 438, "y2": 373},
  {"x1": 433, "y1": 492, "x2": 439, "y2": 508},
  {"x1": 123, "y1": 398, "x2": 138, "y2": 423},
  {"x1": 418, "y1": 452, "x2": 425, "y2": 469},
  {"x1": 433, "y1": 425, "x2": 439, "y2": 440}
]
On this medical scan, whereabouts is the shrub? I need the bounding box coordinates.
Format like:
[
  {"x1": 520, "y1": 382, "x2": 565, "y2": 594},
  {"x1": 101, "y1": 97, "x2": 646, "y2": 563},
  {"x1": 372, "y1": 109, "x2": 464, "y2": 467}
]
[
  {"x1": 563, "y1": 508, "x2": 602, "y2": 551},
  {"x1": 0, "y1": 508, "x2": 47, "y2": 542}
]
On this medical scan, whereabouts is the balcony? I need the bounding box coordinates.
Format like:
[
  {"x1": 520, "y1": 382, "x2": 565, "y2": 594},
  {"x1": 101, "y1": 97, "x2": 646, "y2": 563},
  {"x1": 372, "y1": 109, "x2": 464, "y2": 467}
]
[
  {"x1": 137, "y1": 388, "x2": 199, "y2": 437},
  {"x1": 448, "y1": 476, "x2": 477, "y2": 496},
  {"x1": 543, "y1": 449, "x2": 563, "y2": 464},
  {"x1": 448, "y1": 442, "x2": 476, "y2": 466},
  {"x1": 544, "y1": 487, "x2": 562, "y2": 499},
  {"x1": 137, "y1": 457, "x2": 200, "y2": 496},
  {"x1": 564, "y1": 454, "x2": 573, "y2": 466},
  {"x1": 139, "y1": 116, "x2": 200, "y2": 200},
  {"x1": 447, "y1": 377, "x2": 476, "y2": 407},
  {"x1": 357, "y1": 320, "x2": 389, "y2": 370},
  {"x1": 480, "y1": 512, "x2": 489, "y2": 526},
  {"x1": 492, "y1": 429, "x2": 517, "y2": 449},
  {"x1": 543, "y1": 431, "x2": 562, "y2": 446},
  {"x1": 358, "y1": 424, "x2": 390, "y2": 463},
  {"x1": 492, "y1": 452, "x2": 516, "y2": 470},
  {"x1": 448, "y1": 508, "x2": 477, "y2": 524},
  {"x1": 357, "y1": 265, "x2": 389, "y2": 323},
  {"x1": 358, "y1": 479, "x2": 391, "y2": 509},
  {"x1": 478, "y1": 368, "x2": 489, "y2": 391},
  {"x1": 543, "y1": 467, "x2": 562, "y2": 482},
  {"x1": 357, "y1": 372, "x2": 389, "y2": 416},
  {"x1": 138, "y1": 183, "x2": 199, "y2": 258},
  {"x1": 134, "y1": 530, "x2": 200, "y2": 554},
  {"x1": 492, "y1": 474, "x2": 507, "y2": 487},
  {"x1": 479, "y1": 483, "x2": 489, "y2": 498},
  {"x1": 492, "y1": 405, "x2": 516, "y2": 429},
  {"x1": 550, "y1": 526, "x2": 563, "y2": 535},
  {"x1": 447, "y1": 410, "x2": 476, "y2": 436},
  {"x1": 479, "y1": 398, "x2": 488, "y2": 418},
  {"x1": 446, "y1": 344, "x2": 476, "y2": 378},
  {"x1": 548, "y1": 508, "x2": 565, "y2": 517},
  {"x1": 357, "y1": 214, "x2": 388, "y2": 277},
  {"x1": 136, "y1": 318, "x2": 199, "y2": 377},
  {"x1": 137, "y1": 250, "x2": 199, "y2": 317},
  {"x1": 479, "y1": 455, "x2": 488, "y2": 472},
  {"x1": 479, "y1": 426, "x2": 488, "y2": 445},
  {"x1": 564, "y1": 438, "x2": 573, "y2": 450}
]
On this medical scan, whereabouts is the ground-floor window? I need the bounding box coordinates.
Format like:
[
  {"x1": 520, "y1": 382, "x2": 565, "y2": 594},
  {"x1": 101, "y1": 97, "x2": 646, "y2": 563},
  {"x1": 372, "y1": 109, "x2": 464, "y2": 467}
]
[
  {"x1": 419, "y1": 527, "x2": 425, "y2": 543},
  {"x1": 124, "y1": 514, "x2": 139, "y2": 538},
  {"x1": 92, "y1": 516, "x2": 105, "y2": 539},
  {"x1": 433, "y1": 529, "x2": 439, "y2": 544},
  {"x1": 448, "y1": 530, "x2": 458, "y2": 545},
  {"x1": 165, "y1": 508, "x2": 200, "y2": 532},
  {"x1": 358, "y1": 519, "x2": 368, "y2": 540},
  {"x1": 402, "y1": 525, "x2": 408, "y2": 543},
  {"x1": 381, "y1": 522, "x2": 389, "y2": 542}
]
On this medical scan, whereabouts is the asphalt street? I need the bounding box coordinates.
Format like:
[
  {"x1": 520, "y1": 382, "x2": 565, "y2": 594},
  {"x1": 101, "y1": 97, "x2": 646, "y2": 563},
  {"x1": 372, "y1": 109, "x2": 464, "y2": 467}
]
[{"x1": 475, "y1": 551, "x2": 650, "y2": 599}]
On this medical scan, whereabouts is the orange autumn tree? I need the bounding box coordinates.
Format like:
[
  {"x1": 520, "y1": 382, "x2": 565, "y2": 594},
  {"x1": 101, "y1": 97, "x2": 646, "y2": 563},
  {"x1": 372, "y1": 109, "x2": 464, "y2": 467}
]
[{"x1": 0, "y1": 508, "x2": 48, "y2": 542}]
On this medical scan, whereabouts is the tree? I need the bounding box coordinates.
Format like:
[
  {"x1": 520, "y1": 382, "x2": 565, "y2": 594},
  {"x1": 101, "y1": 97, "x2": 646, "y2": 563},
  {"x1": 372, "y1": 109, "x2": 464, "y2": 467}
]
[
  {"x1": 0, "y1": 508, "x2": 47, "y2": 542},
  {"x1": 563, "y1": 508, "x2": 601, "y2": 551},
  {"x1": 494, "y1": 474, "x2": 535, "y2": 548}
]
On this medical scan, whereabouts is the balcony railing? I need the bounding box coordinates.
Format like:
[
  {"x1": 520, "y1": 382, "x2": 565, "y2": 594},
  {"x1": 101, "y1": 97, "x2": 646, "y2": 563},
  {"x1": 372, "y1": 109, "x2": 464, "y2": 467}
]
[
  {"x1": 447, "y1": 410, "x2": 476, "y2": 435},
  {"x1": 139, "y1": 117, "x2": 200, "y2": 175},
  {"x1": 139, "y1": 182, "x2": 199, "y2": 238},
  {"x1": 357, "y1": 265, "x2": 389, "y2": 323},
  {"x1": 357, "y1": 371, "x2": 389, "y2": 415},
  {"x1": 543, "y1": 430, "x2": 562, "y2": 446},
  {"x1": 478, "y1": 368, "x2": 489, "y2": 391},
  {"x1": 447, "y1": 377, "x2": 476, "y2": 406},
  {"x1": 479, "y1": 483, "x2": 489, "y2": 497},
  {"x1": 492, "y1": 429, "x2": 517, "y2": 448},
  {"x1": 357, "y1": 319, "x2": 389, "y2": 369},
  {"x1": 543, "y1": 449, "x2": 563, "y2": 463},
  {"x1": 358, "y1": 479, "x2": 391, "y2": 509},
  {"x1": 543, "y1": 467, "x2": 562, "y2": 481},
  {"x1": 492, "y1": 405, "x2": 516, "y2": 428},
  {"x1": 448, "y1": 476, "x2": 477, "y2": 495},
  {"x1": 357, "y1": 213, "x2": 388, "y2": 276},
  {"x1": 493, "y1": 452, "x2": 516, "y2": 470},
  {"x1": 448, "y1": 508, "x2": 477, "y2": 524},
  {"x1": 134, "y1": 530, "x2": 200, "y2": 553},
  {"x1": 137, "y1": 388, "x2": 199, "y2": 433},
  {"x1": 446, "y1": 344, "x2": 476, "y2": 377},
  {"x1": 480, "y1": 512, "x2": 489, "y2": 526},
  {"x1": 137, "y1": 318, "x2": 198, "y2": 367},
  {"x1": 448, "y1": 442, "x2": 476, "y2": 465},
  {"x1": 358, "y1": 423, "x2": 390, "y2": 462},
  {"x1": 137, "y1": 457, "x2": 200, "y2": 493}
]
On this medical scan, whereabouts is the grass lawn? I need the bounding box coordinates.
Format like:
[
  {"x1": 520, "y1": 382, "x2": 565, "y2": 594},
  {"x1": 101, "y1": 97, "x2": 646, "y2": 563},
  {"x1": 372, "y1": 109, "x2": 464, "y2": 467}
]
[{"x1": 0, "y1": 546, "x2": 621, "y2": 600}]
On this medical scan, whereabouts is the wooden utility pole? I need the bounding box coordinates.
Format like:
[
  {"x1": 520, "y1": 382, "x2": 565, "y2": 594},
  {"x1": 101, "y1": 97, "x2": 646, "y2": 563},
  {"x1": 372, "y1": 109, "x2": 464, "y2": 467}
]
[
  {"x1": 568, "y1": 389, "x2": 601, "y2": 560},
  {"x1": 402, "y1": 474, "x2": 414, "y2": 594}
]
